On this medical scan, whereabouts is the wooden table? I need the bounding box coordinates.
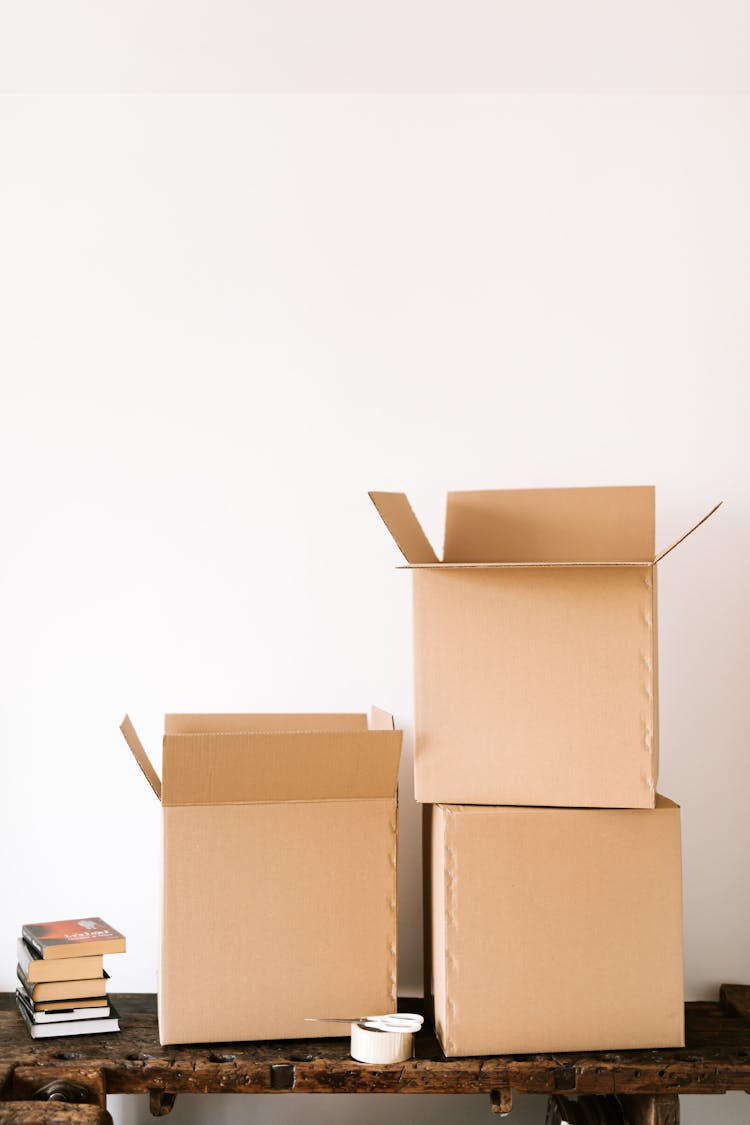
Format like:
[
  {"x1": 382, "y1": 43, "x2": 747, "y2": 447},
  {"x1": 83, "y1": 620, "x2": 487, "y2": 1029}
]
[{"x1": 1, "y1": 986, "x2": 749, "y2": 1124}]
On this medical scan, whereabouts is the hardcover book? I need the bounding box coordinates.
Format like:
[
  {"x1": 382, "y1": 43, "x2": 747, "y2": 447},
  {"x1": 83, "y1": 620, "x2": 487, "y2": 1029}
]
[{"x1": 22, "y1": 918, "x2": 125, "y2": 960}]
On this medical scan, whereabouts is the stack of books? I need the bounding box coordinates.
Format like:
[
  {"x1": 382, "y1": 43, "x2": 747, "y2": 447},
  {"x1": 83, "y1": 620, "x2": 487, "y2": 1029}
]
[{"x1": 16, "y1": 916, "x2": 126, "y2": 1038}]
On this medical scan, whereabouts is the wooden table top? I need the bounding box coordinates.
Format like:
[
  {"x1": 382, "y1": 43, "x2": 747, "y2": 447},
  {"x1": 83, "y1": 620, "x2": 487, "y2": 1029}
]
[{"x1": 1, "y1": 987, "x2": 749, "y2": 1102}]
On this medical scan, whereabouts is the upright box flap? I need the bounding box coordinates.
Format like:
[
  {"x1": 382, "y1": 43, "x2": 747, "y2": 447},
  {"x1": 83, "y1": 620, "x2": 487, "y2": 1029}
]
[
  {"x1": 369, "y1": 492, "x2": 438, "y2": 564},
  {"x1": 164, "y1": 714, "x2": 368, "y2": 734},
  {"x1": 654, "y1": 502, "x2": 722, "y2": 563},
  {"x1": 443, "y1": 486, "x2": 655, "y2": 563},
  {"x1": 162, "y1": 728, "x2": 402, "y2": 805},
  {"x1": 120, "y1": 715, "x2": 162, "y2": 800}
]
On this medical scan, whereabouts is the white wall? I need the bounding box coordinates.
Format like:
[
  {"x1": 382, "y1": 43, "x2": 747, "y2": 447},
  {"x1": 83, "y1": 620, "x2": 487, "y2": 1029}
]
[{"x1": 1, "y1": 29, "x2": 749, "y2": 1125}]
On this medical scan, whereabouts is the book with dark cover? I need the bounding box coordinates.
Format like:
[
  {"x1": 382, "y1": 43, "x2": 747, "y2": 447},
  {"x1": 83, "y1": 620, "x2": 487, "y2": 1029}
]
[
  {"x1": 22, "y1": 917, "x2": 125, "y2": 960},
  {"x1": 25, "y1": 994, "x2": 109, "y2": 1013},
  {"x1": 16, "y1": 990, "x2": 111, "y2": 1023},
  {"x1": 16, "y1": 992, "x2": 119, "y2": 1038}
]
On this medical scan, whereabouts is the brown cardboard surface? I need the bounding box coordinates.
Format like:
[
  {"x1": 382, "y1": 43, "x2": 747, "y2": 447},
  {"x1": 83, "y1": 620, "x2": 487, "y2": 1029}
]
[
  {"x1": 161, "y1": 731, "x2": 401, "y2": 805},
  {"x1": 161, "y1": 799, "x2": 397, "y2": 1044},
  {"x1": 443, "y1": 486, "x2": 655, "y2": 563},
  {"x1": 121, "y1": 712, "x2": 402, "y2": 1045},
  {"x1": 428, "y1": 798, "x2": 684, "y2": 1057},
  {"x1": 164, "y1": 713, "x2": 369, "y2": 734},
  {"x1": 414, "y1": 565, "x2": 657, "y2": 807},
  {"x1": 370, "y1": 486, "x2": 718, "y2": 808},
  {"x1": 120, "y1": 715, "x2": 161, "y2": 800},
  {"x1": 368, "y1": 492, "x2": 438, "y2": 563}
]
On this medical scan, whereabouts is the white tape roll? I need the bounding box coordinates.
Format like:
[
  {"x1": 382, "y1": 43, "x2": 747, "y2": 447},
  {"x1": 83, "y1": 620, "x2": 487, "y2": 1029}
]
[{"x1": 350, "y1": 1021, "x2": 414, "y2": 1064}]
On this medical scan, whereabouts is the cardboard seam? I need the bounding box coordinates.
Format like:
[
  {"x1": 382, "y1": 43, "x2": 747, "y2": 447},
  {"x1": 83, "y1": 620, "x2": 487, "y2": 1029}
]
[
  {"x1": 443, "y1": 809, "x2": 457, "y2": 1057},
  {"x1": 640, "y1": 571, "x2": 656, "y2": 801},
  {"x1": 387, "y1": 808, "x2": 398, "y2": 1009}
]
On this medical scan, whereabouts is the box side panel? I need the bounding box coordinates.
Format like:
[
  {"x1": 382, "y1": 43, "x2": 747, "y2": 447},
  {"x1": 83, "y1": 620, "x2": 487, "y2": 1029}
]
[
  {"x1": 443, "y1": 486, "x2": 655, "y2": 563},
  {"x1": 438, "y1": 804, "x2": 683, "y2": 1056},
  {"x1": 159, "y1": 800, "x2": 398, "y2": 1044},
  {"x1": 162, "y1": 730, "x2": 402, "y2": 805},
  {"x1": 413, "y1": 567, "x2": 656, "y2": 808},
  {"x1": 164, "y1": 714, "x2": 368, "y2": 734}
]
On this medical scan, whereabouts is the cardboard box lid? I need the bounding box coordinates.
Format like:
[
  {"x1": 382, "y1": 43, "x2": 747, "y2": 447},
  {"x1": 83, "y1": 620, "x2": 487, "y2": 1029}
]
[
  {"x1": 120, "y1": 709, "x2": 402, "y2": 807},
  {"x1": 370, "y1": 487, "x2": 720, "y2": 566}
]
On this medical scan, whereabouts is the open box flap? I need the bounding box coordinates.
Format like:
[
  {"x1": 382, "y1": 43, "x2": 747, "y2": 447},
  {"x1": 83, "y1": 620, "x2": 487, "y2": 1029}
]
[
  {"x1": 369, "y1": 492, "x2": 438, "y2": 564},
  {"x1": 120, "y1": 715, "x2": 161, "y2": 801},
  {"x1": 370, "y1": 706, "x2": 395, "y2": 731},
  {"x1": 654, "y1": 502, "x2": 722, "y2": 563},
  {"x1": 443, "y1": 486, "x2": 655, "y2": 564},
  {"x1": 165, "y1": 714, "x2": 368, "y2": 734},
  {"x1": 161, "y1": 729, "x2": 402, "y2": 805}
]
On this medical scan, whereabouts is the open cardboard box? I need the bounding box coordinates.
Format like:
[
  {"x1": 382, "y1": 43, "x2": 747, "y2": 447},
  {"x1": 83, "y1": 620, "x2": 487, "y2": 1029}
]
[
  {"x1": 371, "y1": 486, "x2": 720, "y2": 808},
  {"x1": 425, "y1": 796, "x2": 685, "y2": 1056},
  {"x1": 121, "y1": 710, "x2": 402, "y2": 1045}
]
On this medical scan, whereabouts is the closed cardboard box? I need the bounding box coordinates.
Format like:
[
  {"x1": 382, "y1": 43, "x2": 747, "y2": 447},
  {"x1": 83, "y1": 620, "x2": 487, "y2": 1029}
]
[
  {"x1": 371, "y1": 487, "x2": 719, "y2": 807},
  {"x1": 426, "y1": 797, "x2": 684, "y2": 1057},
  {"x1": 121, "y1": 710, "x2": 402, "y2": 1045}
]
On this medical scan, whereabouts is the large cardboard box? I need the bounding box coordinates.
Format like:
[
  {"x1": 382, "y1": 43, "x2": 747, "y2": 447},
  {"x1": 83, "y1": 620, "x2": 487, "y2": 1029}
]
[
  {"x1": 426, "y1": 797, "x2": 684, "y2": 1057},
  {"x1": 371, "y1": 487, "x2": 719, "y2": 807},
  {"x1": 121, "y1": 710, "x2": 402, "y2": 1045}
]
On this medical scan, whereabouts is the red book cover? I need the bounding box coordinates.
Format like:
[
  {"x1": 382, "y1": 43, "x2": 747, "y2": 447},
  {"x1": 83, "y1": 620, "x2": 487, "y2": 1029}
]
[{"x1": 22, "y1": 918, "x2": 126, "y2": 960}]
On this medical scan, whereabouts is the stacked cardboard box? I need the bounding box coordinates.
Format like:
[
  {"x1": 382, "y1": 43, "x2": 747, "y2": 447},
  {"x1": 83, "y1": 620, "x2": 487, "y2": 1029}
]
[{"x1": 372, "y1": 486, "x2": 719, "y2": 1056}]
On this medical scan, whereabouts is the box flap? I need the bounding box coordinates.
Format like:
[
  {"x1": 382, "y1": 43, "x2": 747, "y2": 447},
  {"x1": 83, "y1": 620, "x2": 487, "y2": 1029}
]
[
  {"x1": 443, "y1": 486, "x2": 655, "y2": 563},
  {"x1": 162, "y1": 729, "x2": 402, "y2": 805},
  {"x1": 164, "y1": 714, "x2": 368, "y2": 734},
  {"x1": 654, "y1": 502, "x2": 722, "y2": 563},
  {"x1": 369, "y1": 492, "x2": 438, "y2": 564},
  {"x1": 369, "y1": 706, "x2": 395, "y2": 731},
  {"x1": 119, "y1": 715, "x2": 162, "y2": 801}
]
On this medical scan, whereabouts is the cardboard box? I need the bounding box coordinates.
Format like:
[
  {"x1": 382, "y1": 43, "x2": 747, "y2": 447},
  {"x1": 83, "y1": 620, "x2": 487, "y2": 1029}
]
[
  {"x1": 371, "y1": 487, "x2": 719, "y2": 807},
  {"x1": 426, "y1": 797, "x2": 684, "y2": 1056},
  {"x1": 120, "y1": 710, "x2": 402, "y2": 1045}
]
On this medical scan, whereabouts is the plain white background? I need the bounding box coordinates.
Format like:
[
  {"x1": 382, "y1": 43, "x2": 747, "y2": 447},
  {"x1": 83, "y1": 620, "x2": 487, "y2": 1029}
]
[{"x1": 1, "y1": 5, "x2": 749, "y2": 1123}]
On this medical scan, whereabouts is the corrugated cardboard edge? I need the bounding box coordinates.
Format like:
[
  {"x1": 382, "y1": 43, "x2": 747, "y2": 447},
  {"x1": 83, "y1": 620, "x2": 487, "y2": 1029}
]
[
  {"x1": 372, "y1": 705, "x2": 400, "y2": 1009},
  {"x1": 654, "y1": 501, "x2": 722, "y2": 563},
  {"x1": 369, "y1": 491, "x2": 439, "y2": 564},
  {"x1": 120, "y1": 715, "x2": 161, "y2": 801}
]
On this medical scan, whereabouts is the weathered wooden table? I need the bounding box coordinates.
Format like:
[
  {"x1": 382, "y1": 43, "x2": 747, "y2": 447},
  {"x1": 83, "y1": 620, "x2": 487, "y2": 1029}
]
[{"x1": 1, "y1": 986, "x2": 749, "y2": 1124}]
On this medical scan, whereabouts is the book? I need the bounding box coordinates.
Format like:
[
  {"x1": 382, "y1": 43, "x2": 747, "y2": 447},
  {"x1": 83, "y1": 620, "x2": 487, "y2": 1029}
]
[
  {"x1": 16, "y1": 992, "x2": 119, "y2": 1038},
  {"x1": 26, "y1": 994, "x2": 109, "y2": 1013},
  {"x1": 17, "y1": 938, "x2": 104, "y2": 983},
  {"x1": 17, "y1": 963, "x2": 109, "y2": 1003},
  {"x1": 22, "y1": 917, "x2": 126, "y2": 960},
  {"x1": 16, "y1": 990, "x2": 111, "y2": 1023}
]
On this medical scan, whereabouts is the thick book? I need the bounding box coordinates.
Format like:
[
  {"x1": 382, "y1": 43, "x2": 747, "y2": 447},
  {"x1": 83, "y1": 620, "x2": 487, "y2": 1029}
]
[
  {"x1": 22, "y1": 917, "x2": 125, "y2": 960},
  {"x1": 16, "y1": 991, "x2": 110, "y2": 1023},
  {"x1": 17, "y1": 938, "x2": 104, "y2": 983},
  {"x1": 17, "y1": 963, "x2": 109, "y2": 1003},
  {"x1": 16, "y1": 992, "x2": 119, "y2": 1038}
]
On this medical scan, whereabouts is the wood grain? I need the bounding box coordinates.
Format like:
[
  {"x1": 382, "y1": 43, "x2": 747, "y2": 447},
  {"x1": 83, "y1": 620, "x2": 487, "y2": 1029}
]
[{"x1": 0, "y1": 988, "x2": 748, "y2": 1101}]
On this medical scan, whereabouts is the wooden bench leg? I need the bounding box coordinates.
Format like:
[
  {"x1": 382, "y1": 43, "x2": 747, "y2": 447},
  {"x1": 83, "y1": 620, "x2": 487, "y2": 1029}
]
[
  {"x1": 490, "y1": 1087, "x2": 512, "y2": 1115},
  {"x1": 619, "y1": 1094, "x2": 680, "y2": 1125}
]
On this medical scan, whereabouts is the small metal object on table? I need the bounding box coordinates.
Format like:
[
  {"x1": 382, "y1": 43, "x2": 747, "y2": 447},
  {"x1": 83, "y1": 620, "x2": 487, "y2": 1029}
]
[{"x1": 1, "y1": 986, "x2": 749, "y2": 1122}]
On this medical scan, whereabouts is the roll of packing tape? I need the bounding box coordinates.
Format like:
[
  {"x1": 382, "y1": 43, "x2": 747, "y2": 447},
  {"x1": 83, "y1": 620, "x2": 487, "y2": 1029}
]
[{"x1": 350, "y1": 1020, "x2": 414, "y2": 1064}]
